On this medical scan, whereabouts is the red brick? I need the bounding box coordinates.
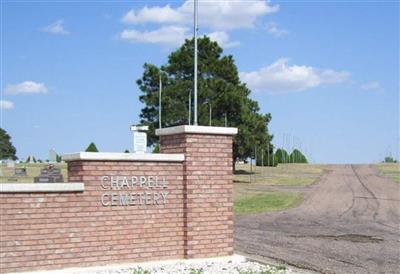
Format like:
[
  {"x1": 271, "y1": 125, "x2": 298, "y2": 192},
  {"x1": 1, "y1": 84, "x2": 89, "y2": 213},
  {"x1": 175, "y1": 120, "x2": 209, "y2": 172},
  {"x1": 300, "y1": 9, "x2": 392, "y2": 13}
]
[{"x1": 1, "y1": 130, "x2": 234, "y2": 273}]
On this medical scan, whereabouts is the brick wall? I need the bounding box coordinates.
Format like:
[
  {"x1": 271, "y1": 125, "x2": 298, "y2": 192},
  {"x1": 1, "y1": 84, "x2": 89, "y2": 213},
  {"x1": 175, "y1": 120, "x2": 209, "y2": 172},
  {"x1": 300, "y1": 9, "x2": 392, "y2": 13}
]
[
  {"x1": 160, "y1": 133, "x2": 234, "y2": 258},
  {"x1": 0, "y1": 161, "x2": 185, "y2": 273},
  {"x1": 0, "y1": 126, "x2": 236, "y2": 273}
]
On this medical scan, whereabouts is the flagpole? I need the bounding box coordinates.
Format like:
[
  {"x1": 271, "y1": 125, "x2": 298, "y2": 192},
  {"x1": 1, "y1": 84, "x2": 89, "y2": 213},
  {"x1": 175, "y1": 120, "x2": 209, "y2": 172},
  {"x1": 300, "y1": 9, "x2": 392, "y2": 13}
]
[
  {"x1": 159, "y1": 73, "x2": 162, "y2": 129},
  {"x1": 193, "y1": 0, "x2": 198, "y2": 126},
  {"x1": 189, "y1": 90, "x2": 191, "y2": 125}
]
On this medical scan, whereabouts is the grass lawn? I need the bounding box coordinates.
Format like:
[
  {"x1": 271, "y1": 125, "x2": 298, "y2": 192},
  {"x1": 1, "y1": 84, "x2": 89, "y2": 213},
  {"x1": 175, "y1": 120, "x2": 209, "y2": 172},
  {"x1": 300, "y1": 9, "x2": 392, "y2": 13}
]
[
  {"x1": 234, "y1": 191, "x2": 303, "y2": 214},
  {"x1": 233, "y1": 163, "x2": 323, "y2": 214},
  {"x1": 374, "y1": 163, "x2": 400, "y2": 183},
  {"x1": 234, "y1": 163, "x2": 324, "y2": 186},
  {"x1": 0, "y1": 163, "x2": 68, "y2": 183}
]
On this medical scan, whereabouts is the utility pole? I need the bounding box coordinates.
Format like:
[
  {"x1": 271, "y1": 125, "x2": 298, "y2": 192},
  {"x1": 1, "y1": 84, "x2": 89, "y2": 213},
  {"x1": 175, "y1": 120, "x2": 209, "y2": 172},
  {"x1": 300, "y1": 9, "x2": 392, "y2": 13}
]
[
  {"x1": 209, "y1": 103, "x2": 212, "y2": 126},
  {"x1": 267, "y1": 142, "x2": 270, "y2": 167},
  {"x1": 254, "y1": 145, "x2": 257, "y2": 183},
  {"x1": 188, "y1": 90, "x2": 191, "y2": 125},
  {"x1": 255, "y1": 145, "x2": 257, "y2": 168},
  {"x1": 260, "y1": 146, "x2": 264, "y2": 176},
  {"x1": 250, "y1": 143, "x2": 253, "y2": 175},
  {"x1": 224, "y1": 112, "x2": 227, "y2": 127},
  {"x1": 250, "y1": 156, "x2": 252, "y2": 173},
  {"x1": 261, "y1": 148, "x2": 264, "y2": 167},
  {"x1": 272, "y1": 147, "x2": 275, "y2": 167},
  {"x1": 282, "y1": 134, "x2": 285, "y2": 163},
  {"x1": 193, "y1": 0, "x2": 198, "y2": 126},
  {"x1": 159, "y1": 73, "x2": 162, "y2": 129},
  {"x1": 249, "y1": 159, "x2": 252, "y2": 183},
  {"x1": 292, "y1": 134, "x2": 295, "y2": 164}
]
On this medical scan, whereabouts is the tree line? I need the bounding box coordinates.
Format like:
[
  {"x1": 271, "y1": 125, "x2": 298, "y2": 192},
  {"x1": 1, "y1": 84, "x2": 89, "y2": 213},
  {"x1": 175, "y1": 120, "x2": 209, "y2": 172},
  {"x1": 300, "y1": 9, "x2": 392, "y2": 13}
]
[{"x1": 254, "y1": 148, "x2": 308, "y2": 166}]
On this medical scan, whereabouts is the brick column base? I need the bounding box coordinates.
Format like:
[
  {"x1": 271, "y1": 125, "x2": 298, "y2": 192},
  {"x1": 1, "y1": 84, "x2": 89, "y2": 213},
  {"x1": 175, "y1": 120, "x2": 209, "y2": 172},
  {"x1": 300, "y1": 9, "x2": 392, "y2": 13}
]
[{"x1": 157, "y1": 125, "x2": 237, "y2": 258}]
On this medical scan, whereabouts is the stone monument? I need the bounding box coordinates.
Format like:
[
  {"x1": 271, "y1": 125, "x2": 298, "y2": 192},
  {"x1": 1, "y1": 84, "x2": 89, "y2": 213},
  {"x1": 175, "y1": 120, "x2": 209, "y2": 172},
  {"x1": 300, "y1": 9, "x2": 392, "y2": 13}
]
[
  {"x1": 14, "y1": 167, "x2": 27, "y2": 176},
  {"x1": 130, "y1": 125, "x2": 148, "y2": 153},
  {"x1": 49, "y1": 149, "x2": 57, "y2": 162},
  {"x1": 34, "y1": 164, "x2": 64, "y2": 183}
]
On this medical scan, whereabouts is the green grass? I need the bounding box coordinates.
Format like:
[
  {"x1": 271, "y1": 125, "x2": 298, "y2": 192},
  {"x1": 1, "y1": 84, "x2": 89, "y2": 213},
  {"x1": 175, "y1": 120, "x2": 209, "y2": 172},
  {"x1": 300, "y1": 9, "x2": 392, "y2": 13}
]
[
  {"x1": 234, "y1": 191, "x2": 303, "y2": 214},
  {"x1": 0, "y1": 163, "x2": 68, "y2": 183},
  {"x1": 238, "y1": 271, "x2": 276, "y2": 274},
  {"x1": 131, "y1": 268, "x2": 151, "y2": 274},
  {"x1": 189, "y1": 268, "x2": 204, "y2": 274},
  {"x1": 374, "y1": 163, "x2": 400, "y2": 183},
  {"x1": 233, "y1": 164, "x2": 323, "y2": 214},
  {"x1": 234, "y1": 163, "x2": 324, "y2": 186}
]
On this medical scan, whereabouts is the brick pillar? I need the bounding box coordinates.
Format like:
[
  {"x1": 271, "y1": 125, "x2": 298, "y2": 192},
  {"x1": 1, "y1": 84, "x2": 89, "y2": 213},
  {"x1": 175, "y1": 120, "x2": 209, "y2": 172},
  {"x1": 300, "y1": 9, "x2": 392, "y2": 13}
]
[{"x1": 156, "y1": 125, "x2": 238, "y2": 258}]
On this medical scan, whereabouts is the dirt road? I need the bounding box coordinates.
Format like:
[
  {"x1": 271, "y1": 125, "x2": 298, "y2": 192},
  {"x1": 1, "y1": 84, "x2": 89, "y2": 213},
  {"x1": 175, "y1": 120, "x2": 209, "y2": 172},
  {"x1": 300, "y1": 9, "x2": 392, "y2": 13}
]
[{"x1": 235, "y1": 165, "x2": 400, "y2": 274}]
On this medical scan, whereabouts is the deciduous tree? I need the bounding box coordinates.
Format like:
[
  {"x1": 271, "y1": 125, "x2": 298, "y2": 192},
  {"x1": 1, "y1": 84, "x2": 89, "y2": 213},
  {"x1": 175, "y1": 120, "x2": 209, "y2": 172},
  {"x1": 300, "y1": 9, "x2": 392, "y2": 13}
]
[{"x1": 0, "y1": 128, "x2": 17, "y2": 160}]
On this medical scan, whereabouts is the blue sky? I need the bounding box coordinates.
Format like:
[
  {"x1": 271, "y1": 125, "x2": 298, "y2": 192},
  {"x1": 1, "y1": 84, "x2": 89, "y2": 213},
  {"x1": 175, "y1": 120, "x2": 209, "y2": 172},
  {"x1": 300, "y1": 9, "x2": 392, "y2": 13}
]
[{"x1": 1, "y1": 0, "x2": 398, "y2": 163}]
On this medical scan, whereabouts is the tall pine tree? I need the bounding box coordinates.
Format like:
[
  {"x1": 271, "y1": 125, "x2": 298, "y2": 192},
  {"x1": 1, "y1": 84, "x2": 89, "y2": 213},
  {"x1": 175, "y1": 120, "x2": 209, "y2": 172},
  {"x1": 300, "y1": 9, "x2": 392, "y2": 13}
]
[
  {"x1": 85, "y1": 142, "x2": 99, "y2": 152},
  {"x1": 137, "y1": 37, "x2": 273, "y2": 161},
  {"x1": 290, "y1": 149, "x2": 308, "y2": 163}
]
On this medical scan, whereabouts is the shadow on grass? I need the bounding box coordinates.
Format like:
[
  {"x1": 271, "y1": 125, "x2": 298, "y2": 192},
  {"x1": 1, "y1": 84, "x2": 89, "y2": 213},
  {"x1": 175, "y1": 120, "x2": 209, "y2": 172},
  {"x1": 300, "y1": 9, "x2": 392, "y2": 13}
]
[
  {"x1": 234, "y1": 169, "x2": 255, "y2": 175},
  {"x1": 234, "y1": 180, "x2": 252, "y2": 184}
]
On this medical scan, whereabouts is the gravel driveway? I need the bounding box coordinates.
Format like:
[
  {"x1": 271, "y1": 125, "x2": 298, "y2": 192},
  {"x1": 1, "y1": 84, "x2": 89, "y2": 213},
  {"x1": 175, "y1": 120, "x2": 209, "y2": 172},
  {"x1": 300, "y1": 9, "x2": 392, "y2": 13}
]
[{"x1": 235, "y1": 165, "x2": 400, "y2": 274}]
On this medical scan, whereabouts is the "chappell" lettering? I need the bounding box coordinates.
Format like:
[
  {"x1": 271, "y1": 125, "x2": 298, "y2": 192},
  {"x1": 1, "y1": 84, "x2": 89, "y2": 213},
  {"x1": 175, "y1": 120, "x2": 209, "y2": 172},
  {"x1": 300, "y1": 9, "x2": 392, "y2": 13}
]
[
  {"x1": 100, "y1": 175, "x2": 169, "y2": 207},
  {"x1": 101, "y1": 175, "x2": 168, "y2": 189}
]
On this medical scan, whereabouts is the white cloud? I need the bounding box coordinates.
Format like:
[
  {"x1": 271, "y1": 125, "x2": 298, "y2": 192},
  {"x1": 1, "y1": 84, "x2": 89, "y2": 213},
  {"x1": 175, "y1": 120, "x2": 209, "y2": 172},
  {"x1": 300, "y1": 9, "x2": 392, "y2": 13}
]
[
  {"x1": 4, "y1": 81, "x2": 48, "y2": 95},
  {"x1": 120, "y1": 1, "x2": 279, "y2": 47},
  {"x1": 207, "y1": 31, "x2": 240, "y2": 48},
  {"x1": 42, "y1": 20, "x2": 69, "y2": 35},
  {"x1": 240, "y1": 58, "x2": 350, "y2": 94},
  {"x1": 122, "y1": 0, "x2": 279, "y2": 30},
  {"x1": 361, "y1": 81, "x2": 382, "y2": 91},
  {"x1": 120, "y1": 26, "x2": 189, "y2": 46},
  {"x1": 122, "y1": 5, "x2": 185, "y2": 24},
  {"x1": 0, "y1": 100, "x2": 14, "y2": 110},
  {"x1": 266, "y1": 22, "x2": 288, "y2": 37},
  {"x1": 183, "y1": 0, "x2": 279, "y2": 30},
  {"x1": 120, "y1": 27, "x2": 239, "y2": 48}
]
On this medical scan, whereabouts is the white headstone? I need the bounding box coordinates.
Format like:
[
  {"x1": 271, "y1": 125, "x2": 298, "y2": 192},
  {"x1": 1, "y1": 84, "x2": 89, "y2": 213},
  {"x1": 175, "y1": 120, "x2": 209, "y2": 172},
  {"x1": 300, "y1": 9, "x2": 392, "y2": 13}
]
[
  {"x1": 49, "y1": 149, "x2": 57, "y2": 162},
  {"x1": 133, "y1": 131, "x2": 147, "y2": 153},
  {"x1": 130, "y1": 125, "x2": 148, "y2": 153}
]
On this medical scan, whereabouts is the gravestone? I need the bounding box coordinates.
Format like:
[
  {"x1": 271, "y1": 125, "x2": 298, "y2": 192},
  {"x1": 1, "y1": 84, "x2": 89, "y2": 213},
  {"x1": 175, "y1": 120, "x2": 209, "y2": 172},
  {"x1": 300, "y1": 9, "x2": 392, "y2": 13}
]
[
  {"x1": 34, "y1": 164, "x2": 63, "y2": 183},
  {"x1": 130, "y1": 125, "x2": 148, "y2": 153},
  {"x1": 14, "y1": 168, "x2": 27, "y2": 176},
  {"x1": 49, "y1": 149, "x2": 57, "y2": 163}
]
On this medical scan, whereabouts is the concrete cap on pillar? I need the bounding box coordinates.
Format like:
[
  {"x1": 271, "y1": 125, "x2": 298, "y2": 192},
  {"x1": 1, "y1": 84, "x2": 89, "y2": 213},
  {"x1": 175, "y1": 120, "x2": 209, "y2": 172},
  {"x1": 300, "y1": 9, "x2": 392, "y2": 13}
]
[{"x1": 155, "y1": 125, "x2": 238, "y2": 136}]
